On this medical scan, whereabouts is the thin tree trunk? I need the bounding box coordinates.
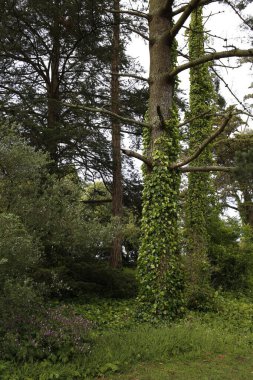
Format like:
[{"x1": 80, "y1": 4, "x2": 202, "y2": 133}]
[
  {"x1": 109, "y1": 0, "x2": 123, "y2": 268},
  {"x1": 47, "y1": 4, "x2": 61, "y2": 169}
]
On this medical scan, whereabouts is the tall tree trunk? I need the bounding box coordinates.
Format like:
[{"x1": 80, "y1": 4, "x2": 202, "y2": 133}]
[
  {"x1": 137, "y1": 0, "x2": 184, "y2": 320},
  {"x1": 47, "y1": 4, "x2": 61, "y2": 169},
  {"x1": 109, "y1": 0, "x2": 123, "y2": 268},
  {"x1": 185, "y1": 7, "x2": 215, "y2": 306}
]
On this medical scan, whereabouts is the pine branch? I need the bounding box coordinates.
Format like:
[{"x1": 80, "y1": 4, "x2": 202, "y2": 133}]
[
  {"x1": 167, "y1": 49, "x2": 253, "y2": 79},
  {"x1": 121, "y1": 149, "x2": 152, "y2": 167},
  {"x1": 60, "y1": 102, "x2": 150, "y2": 129},
  {"x1": 172, "y1": 111, "x2": 234, "y2": 169}
]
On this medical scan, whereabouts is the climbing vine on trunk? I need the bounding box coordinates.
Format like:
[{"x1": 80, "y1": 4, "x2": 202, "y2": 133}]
[{"x1": 185, "y1": 7, "x2": 216, "y2": 307}]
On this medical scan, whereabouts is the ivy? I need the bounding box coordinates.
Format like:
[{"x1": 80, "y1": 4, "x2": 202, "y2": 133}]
[
  {"x1": 137, "y1": 97, "x2": 185, "y2": 320},
  {"x1": 185, "y1": 7, "x2": 216, "y2": 306}
]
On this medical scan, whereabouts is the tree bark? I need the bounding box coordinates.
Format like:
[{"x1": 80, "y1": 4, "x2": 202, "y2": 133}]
[
  {"x1": 109, "y1": 0, "x2": 123, "y2": 268},
  {"x1": 46, "y1": 4, "x2": 61, "y2": 170},
  {"x1": 137, "y1": 0, "x2": 185, "y2": 320}
]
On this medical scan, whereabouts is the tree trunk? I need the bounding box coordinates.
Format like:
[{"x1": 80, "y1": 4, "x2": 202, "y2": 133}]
[
  {"x1": 109, "y1": 0, "x2": 123, "y2": 268},
  {"x1": 185, "y1": 7, "x2": 215, "y2": 306},
  {"x1": 137, "y1": 0, "x2": 184, "y2": 320},
  {"x1": 46, "y1": 5, "x2": 61, "y2": 170}
]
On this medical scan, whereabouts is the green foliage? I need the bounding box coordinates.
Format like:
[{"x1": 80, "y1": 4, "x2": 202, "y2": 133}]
[
  {"x1": 55, "y1": 262, "x2": 138, "y2": 299},
  {"x1": 185, "y1": 7, "x2": 217, "y2": 307},
  {"x1": 0, "y1": 213, "x2": 40, "y2": 285},
  {"x1": 138, "y1": 104, "x2": 185, "y2": 321},
  {"x1": 0, "y1": 299, "x2": 91, "y2": 363},
  {"x1": 208, "y1": 217, "x2": 253, "y2": 293},
  {"x1": 0, "y1": 125, "x2": 116, "y2": 264},
  {"x1": 1, "y1": 297, "x2": 253, "y2": 379}
]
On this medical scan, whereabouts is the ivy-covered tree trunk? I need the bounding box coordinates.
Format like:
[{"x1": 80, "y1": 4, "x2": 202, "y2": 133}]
[
  {"x1": 109, "y1": 0, "x2": 123, "y2": 268},
  {"x1": 185, "y1": 7, "x2": 215, "y2": 305},
  {"x1": 137, "y1": 0, "x2": 185, "y2": 320}
]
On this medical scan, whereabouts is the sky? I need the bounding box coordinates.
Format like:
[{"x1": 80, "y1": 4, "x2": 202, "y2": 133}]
[{"x1": 127, "y1": 1, "x2": 253, "y2": 130}]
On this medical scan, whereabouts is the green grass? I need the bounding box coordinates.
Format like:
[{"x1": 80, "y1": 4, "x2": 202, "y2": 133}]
[
  {"x1": 103, "y1": 354, "x2": 253, "y2": 380},
  {"x1": 2, "y1": 296, "x2": 253, "y2": 379}
]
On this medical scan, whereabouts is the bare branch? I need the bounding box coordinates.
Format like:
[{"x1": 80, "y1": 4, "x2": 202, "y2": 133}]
[
  {"x1": 81, "y1": 199, "x2": 112, "y2": 204},
  {"x1": 121, "y1": 149, "x2": 152, "y2": 167},
  {"x1": 125, "y1": 26, "x2": 150, "y2": 41},
  {"x1": 172, "y1": 0, "x2": 217, "y2": 16},
  {"x1": 172, "y1": 111, "x2": 234, "y2": 169},
  {"x1": 112, "y1": 72, "x2": 149, "y2": 83},
  {"x1": 224, "y1": 0, "x2": 253, "y2": 30},
  {"x1": 178, "y1": 166, "x2": 235, "y2": 172},
  {"x1": 222, "y1": 203, "x2": 239, "y2": 211},
  {"x1": 106, "y1": 8, "x2": 149, "y2": 20},
  {"x1": 178, "y1": 110, "x2": 213, "y2": 128},
  {"x1": 60, "y1": 102, "x2": 150, "y2": 129},
  {"x1": 167, "y1": 48, "x2": 253, "y2": 79},
  {"x1": 211, "y1": 67, "x2": 249, "y2": 113}
]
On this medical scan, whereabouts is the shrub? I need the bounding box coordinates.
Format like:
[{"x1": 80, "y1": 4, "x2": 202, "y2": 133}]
[
  {"x1": 0, "y1": 213, "x2": 40, "y2": 286},
  {"x1": 60, "y1": 261, "x2": 138, "y2": 299},
  {"x1": 0, "y1": 300, "x2": 91, "y2": 362}
]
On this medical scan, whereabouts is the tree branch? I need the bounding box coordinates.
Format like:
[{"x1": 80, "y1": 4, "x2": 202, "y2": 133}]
[
  {"x1": 178, "y1": 166, "x2": 235, "y2": 172},
  {"x1": 81, "y1": 199, "x2": 112, "y2": 204},
  {"x1": 172, "y1": 0, "x2": 218, "y2": 16},
  {"x1": 60, "y1": 102, "x2": 150, "y2": 129},
  {"x1": 106, "y1": 8, "x2": 149, "y2": 20},
  {"x1": 172, "y1": 111, "x2": 234, "y2": 168},
  {"x1": 121, "y1": 149, "x2": 152, "y2": 167},
  {"x1": 125, "y1": 26, "x2": 150, "y2": 41},
  {"x1": 167, "y1": 49, "x2": 253, "y2": 79},
  {"x1": 112, "y1": 72, "x2": 149, "y2": 83},
  {"x1": 178, "y1": 110, "x2": 213, "y2": 128},
  {"x1": 168, "y1": 0, "x2": 202, "y2": 42}
]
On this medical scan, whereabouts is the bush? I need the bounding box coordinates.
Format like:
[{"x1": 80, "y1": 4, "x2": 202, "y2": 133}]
[
  {"x1": 0, "y1": 299, "x2": 91, "y2": 362},
  {"x1": 62, "y1": 261, "x2": 138, "y2": 299},
  {"x1": 208, "y1": 218, "x2": 253, "y2": 293},
  {"x1": 0, "y1": 213, "x2": 40, "y2": 286}
]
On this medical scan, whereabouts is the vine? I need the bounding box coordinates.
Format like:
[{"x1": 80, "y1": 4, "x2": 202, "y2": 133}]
[
  {"x1": 185, "y1": 7, "x2": 216, "y2": 308},
  {"x1": 137, "y1": 40, "x2": 185, "y2": 321}
]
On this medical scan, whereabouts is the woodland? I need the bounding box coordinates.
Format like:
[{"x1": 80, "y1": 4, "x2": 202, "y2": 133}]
[{"x1": 0, "y1": 0, "x2": 253, "y2": 379}]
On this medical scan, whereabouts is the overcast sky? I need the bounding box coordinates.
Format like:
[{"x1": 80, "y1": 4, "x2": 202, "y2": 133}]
[{"x1": 127, "y1": 1, "x2": 253, "y2": 130}]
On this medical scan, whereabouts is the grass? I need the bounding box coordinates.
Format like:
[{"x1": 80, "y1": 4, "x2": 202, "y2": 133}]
[
  {"x1": 102, "y1": 354, "x2": 253, "y2": 380},
  {"x1": 2, "y1": 296, "x2": 253, "y2": 379}
]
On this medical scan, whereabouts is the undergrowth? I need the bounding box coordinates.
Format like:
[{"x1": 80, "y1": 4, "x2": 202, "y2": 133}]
[{"x1": 1, "y1": 295, "x2": 253, "y2": 379}]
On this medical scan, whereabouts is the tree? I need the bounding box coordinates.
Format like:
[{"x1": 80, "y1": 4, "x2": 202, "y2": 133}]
[
  {"x1": 0, "y1": 0, "x2": 113, "y2": 175},
  {"x1": 117, "y1": 0, "x2": 253, "y2": 320},
  {"x1": 185, "y1": 7, "x2": 216, "y2": 306},
  {"x1": 110, "y1": 0, "x2": 123, "y2": 268}
]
